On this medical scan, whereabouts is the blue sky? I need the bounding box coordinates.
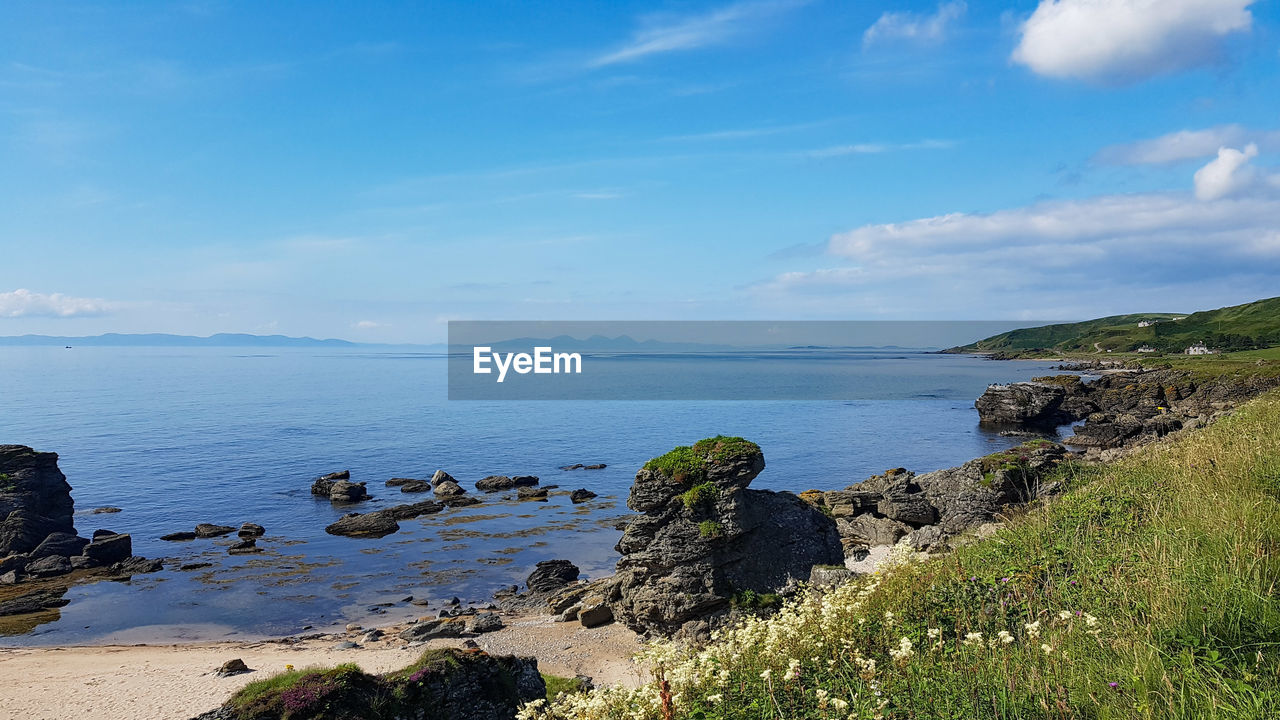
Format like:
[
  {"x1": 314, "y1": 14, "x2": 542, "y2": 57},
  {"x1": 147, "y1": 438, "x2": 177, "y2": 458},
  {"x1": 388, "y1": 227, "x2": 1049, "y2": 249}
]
[{"x1": 2, "y1": 0, "x2": 1278, "y2": 342}]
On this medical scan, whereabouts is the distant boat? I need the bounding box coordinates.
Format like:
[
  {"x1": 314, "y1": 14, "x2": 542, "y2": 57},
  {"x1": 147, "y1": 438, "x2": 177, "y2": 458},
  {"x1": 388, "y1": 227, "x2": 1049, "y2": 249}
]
[{"x1": 65, "y1": 346, "x2": 72, "y2": 349}]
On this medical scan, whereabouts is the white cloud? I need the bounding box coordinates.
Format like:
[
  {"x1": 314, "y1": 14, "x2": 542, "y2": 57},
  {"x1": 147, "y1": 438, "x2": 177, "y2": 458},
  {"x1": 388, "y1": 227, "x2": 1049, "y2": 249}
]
[
  {"x1": 1012, "y1": 0, "x2": 1255, "y2": 83},
  {"x1": 806, "y1": 139, "x2": 955, "y2": 158},
  {"x1": 863, "y1": 1, "x2": 966, "y2": 47},
  {"x1": 0, "y1": 288, "x2": 115, "y2": 318},
  {"x1": 1095, "y1": 125, "x2": 1280, "y2": 165},
  {"x1": 590, "y1": 0, "x2": 804, "y2": 67},
  {"x1": 352, "y1": 320, "x2": 387, "y2": 329},
  {"x1": 1193, "y1": 144, "x2": 1259, "y2": 200}
]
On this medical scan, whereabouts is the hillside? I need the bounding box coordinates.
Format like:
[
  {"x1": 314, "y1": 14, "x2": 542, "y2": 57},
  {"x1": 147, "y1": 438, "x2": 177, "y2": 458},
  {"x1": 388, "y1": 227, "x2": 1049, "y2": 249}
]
[
  {"x1": 525, "y1": 389, "x2": 1280, "y2": 719},
  {"x1": 953, "y1": 296, "x2": 1280, "y2": 355}
]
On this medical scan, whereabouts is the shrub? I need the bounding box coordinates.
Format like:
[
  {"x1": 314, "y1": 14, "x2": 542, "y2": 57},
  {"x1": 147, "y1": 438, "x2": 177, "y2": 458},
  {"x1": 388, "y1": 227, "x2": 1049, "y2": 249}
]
[
  {"x1": 680, "y1": 482, "x2": 717, "y2": 510},
  {"x1": 698, "y1": 520, "x2": 724, "y2": 538}
]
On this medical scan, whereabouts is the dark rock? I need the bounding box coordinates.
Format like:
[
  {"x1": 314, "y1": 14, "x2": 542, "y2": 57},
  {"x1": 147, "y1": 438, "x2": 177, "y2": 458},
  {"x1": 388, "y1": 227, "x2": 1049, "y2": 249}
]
[
  {"x1": 475, "y1": 475, "x2": 514, "y2": 492},
  {"x1": 228, "y1": 539, "x2": 262, "y2": 555},
  {"x1": 431, "y1": 469, "x2": 457, "y2": 486},
  {"x1": 569, "y1": 489, "x2": 598, "y2": 504},
  {"x1": 443, "y1": 495, "x2": 481, "y2": 508},
  {"x1": 0, "y1": 446, "x2": 77, "y2": 557},
  {"x1": 329, "y1": 480, "x2": 369, "y2": 503},
  {"x1": 160, "y1": 531, "x2": 198, "y2": 542},
  {"x1": 83, "y1": 533, "x2": 132, "y2": 565},
  {"x1": 109, "y1": 556, "x2": 164, "y2": 575},
  {"x1": 398, "y1": 617, "x2": 469, "y2": 641},
  {"x1": 583, "y1": 464, "x2": 606, "y2": 470},
  {"x1": 237, "y1": 523, "x2": 265, "y2": 538},
  {"x1": 385, "y1": 477, "x2": 419, "y2": 487},
  {"x1": 559, "y1": 464, "x2": 584, "y2": 471},
  {"x1": 399, "y1": 480, "x2": 433, "y2": 493},
  {"x1": 0, "y1": 553, "x2": 29, "y2": 575},
  {"x1": 69, "y1": 555, "x2": 93, "y2": 569},
  {"x1": 516, "y1": 486, "x2": 547, "y2": 500},
  {"x1": 526, "y1": 560, "x2": 580, "y2": 594},
  {"x1": 180, "y1": 562, "x2": 213, "y2": 571},
  {"x1": 310, "y1": 470, "x2": 350, "y2": 496},
  {"x1": 194, "y1": 524, "x2": 235, "y2": 539},
  {"x1": 30, "y1": 531, "x2": 89, "y2": 559},
  {"x1": 216, "y1": 658, "x2": 251, "y2": 677},
  {"x1": 612, "y1": 437, "x2": 844, "y2": 639},
  {"x1": 91, "y1": 529, "x2": 118, "y2": 539},
  {"x1": 467, "y1": 612, "x2": 504, "y2": 633},
  {"x1": 91, "y1": 507, "x2": 122, "y2": 514},
  {"x1": 382, "y1": 500, "x2": 444, "y2": 520},
  {"x1": 835, "y1": 514, "x2": 912, "y2": 548},
  {"x1": 975, "y1": 380, "x2": 1075, "y2": 428},
  {"x1": 434, "y1": 480, "x2": 466, "y2": 497},
  {"x1": 325, "y1": 512, "x2": 399, "y2": 538},
  {"x1": 0, "y1": 588, "x2": 70, "y2": 616},
  {"x1": 25, "y1": 554, "x2": 72, "y2": 578},
  {"x1": 512, "y1": 475, "x2": 539, "y2": 487},
  {"x1": 578, "y1": 597, "x2": 613, "y2": 628},
  {"x1": 492, "y1": 585, "x2": 519, "y2": 598}
]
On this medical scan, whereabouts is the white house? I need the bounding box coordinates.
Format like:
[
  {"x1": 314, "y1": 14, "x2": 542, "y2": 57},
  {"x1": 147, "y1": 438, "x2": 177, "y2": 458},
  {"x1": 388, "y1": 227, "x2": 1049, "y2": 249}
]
[
  {"x1": 1137, "y1": 345, "x2": 1157, "y2": 353},
  {"x1": 1138, "y1": 320, "x2": 1155, "y2": 328},
  {"x1": 1185, "y1": 342, "x2": 1219, "y2": 355}
]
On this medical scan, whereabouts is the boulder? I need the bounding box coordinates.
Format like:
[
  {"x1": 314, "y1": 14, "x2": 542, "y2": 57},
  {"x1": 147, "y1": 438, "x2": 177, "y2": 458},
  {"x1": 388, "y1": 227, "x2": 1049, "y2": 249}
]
[
  {"x1": 516, "y1": 487, "x2": 547, "y2": 500},
  {"x1": 526, "y1": 560, "x2": 580, "y2": 594},
  {"x1": 82, "y1": 533, "x2": 132, "y2": 565},
  {"x1": 475, "y1": 476, "x2": 514, "y2": 492},
  {"x1": 584, "y1": 464, "x2": 606, "y2": 470},
  {"x1": 443, "y1": 495, "x2": 481, "y2": 508},
  {"x1": 399, "y1": 480, "x2": 433, "y2": 493},
  {"x1": 385, "y1": 477, "x2": 419, "y2": 487},
  {"x1": 809, "y1": 565, "x2": 855, "y2": 587},
  {"x1": 512, "y1": 476, "x2": 539, "y2": 487},
  {"x1": 228, "y1": 539, "x2": 262, "y2": 555},
  {"x1": 194, "y1": 524, "x2": 235, "y2": 539},
  {"x1": 110, "y1": 556, "x2": 164, "y2": 575},
  {"x1": 310, "y1": 470, "x2": 350, "y2": 496},
  {"x1": 431, "y1": 469, "x2": 457, "y2": 487},
  {"x1": 382, "y1": 500, "x2": 445, "y2": 520},
  {"x1": 836, "y1": 514, "x2": 911, "y2": 548},
  {"x1": 433, "y1": 480, "x2": 466, "y2": 497},
  {"x1": 215, "y1": 658, "x2": 251, "y2": 677},
  {"x1": 578, "y1": 597, "x2": 613, "y2": 628},
  {"x1": 325, "y1": 512, "x2": 400, "y2": 538},
  {"x1": 0, "y1": 446, "x2": 77, "y2": 557},
  {"x1": 569, "y1": 489, "x2": 597, "y2": 504},
  {"x1": 29, "y1": 531, "x2": 89, "y2": 559},
  {"x1": 398, "y1": 617, "x2": 469, "y2": 641},
  {"x1": 466, "y1": 612, "x2": 504, "y2": 633},
  {"x1": 612, "y1": 437, "x2": 843, "y2": 638},
  {"x1": 24, "y1": 554, "x2": 72, "y2": 578},
  {"x1": 237, "y1": 523, "x2": 265, "y2": 538},
  {"x1": 160, "y1": 531, "x2": 198, "y2": 541},
  {"x1": 329, "y1": 480, "x2": 369, "y2": 503}
]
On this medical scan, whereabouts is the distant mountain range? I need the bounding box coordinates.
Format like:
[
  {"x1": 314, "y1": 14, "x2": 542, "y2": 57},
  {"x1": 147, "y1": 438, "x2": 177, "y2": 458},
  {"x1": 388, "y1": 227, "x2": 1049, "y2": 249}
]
[{"x1": 0, "y1": 333, "x2": 369, "y2": 347}]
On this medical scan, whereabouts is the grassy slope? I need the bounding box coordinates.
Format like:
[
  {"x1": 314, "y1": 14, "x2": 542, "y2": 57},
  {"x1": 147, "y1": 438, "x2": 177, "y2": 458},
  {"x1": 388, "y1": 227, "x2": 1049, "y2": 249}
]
[
  {"x1": 529, "y1": 391, "x2": 1280, "y2": 720},
  {"x1": 955, "y1": 297, "x2": 1280, "y2": 355}
]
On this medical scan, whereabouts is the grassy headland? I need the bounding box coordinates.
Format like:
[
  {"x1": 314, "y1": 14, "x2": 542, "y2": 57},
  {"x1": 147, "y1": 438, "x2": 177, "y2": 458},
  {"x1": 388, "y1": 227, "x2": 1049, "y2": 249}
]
[
  {"x1": 949, "y1": 296, "x2": 1280, "y2": 358},
  {"x1": 525, "y1": 389, "x2": 1280, "y2": 719}
]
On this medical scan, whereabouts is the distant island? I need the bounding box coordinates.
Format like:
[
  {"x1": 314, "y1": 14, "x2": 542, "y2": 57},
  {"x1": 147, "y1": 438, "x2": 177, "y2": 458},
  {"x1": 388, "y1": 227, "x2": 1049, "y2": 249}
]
[{"x1": 0, "y1": 333, "x2": 396, "y2": 348}]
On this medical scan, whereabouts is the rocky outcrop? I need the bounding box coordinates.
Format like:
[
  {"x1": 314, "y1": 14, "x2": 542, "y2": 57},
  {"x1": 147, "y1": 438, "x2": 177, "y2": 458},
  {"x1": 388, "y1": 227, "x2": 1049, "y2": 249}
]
[
  {"x1": 0, "y1": 445, "x2": 76, "y2": 556},
  {"x1": 325, "y1": 512, "x2": 400, "y2": 538},
  {"x1": 475, "y1": 476, "x2": 514, "y2": 492},
  {"x1": 190, "y1": 648, "x2": 544, "y2": 720},
  {"x1": 526, "y1": 560, "x2": 580, "y2": 594},
  {"x1": 807, "y1": 440, "x2": 1068, "y2": 554},
  {"x1": 976, "y1": 369, "x2": 1280, "y2": 452},
  {"x1": 611, "y1": 436, "x2": 843, "y2": 639}
]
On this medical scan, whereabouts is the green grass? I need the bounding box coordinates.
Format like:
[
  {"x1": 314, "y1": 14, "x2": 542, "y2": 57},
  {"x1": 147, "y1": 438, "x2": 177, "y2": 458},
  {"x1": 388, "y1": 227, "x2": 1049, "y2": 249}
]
[
  {"x1": 729, "y1": 589, "x2": 783, "y2": 611},
  {"x1": 644, "y1": 436, "x2": 761, "y2": 482},
  {"x1": 543, "y1": 673, "x2": 589, "y2": 699},
  {"x1": 698, "y1": 520, "x2": 725, "y2": 538},
  {"x1": 682, "y1": 482, "x2": 718, "y2": 510},
  {"x1": 952, "y1": 296, "x2": 1280, "y2": 357},
  {"x1": 529, "y1": 390, "x2": 1280, "y2": 720}
]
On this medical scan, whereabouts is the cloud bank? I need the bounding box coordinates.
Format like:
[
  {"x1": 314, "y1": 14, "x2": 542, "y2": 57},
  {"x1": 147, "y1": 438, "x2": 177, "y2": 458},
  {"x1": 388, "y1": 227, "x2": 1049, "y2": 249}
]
[
  {"x1": 1095, "y1": 125, "x2": 1280, "y2": 165},
  {"x1": 1012, "y1": 0, "x2": 1255, "y2": 83},
  {"x1": 0, "y1": 289, "x2": 115, "y2": 318}
]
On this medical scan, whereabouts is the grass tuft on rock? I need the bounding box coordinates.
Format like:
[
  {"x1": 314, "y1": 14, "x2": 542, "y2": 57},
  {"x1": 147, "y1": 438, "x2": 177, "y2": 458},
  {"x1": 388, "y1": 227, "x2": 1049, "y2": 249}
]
[{"x1": 644, "y1": 436, "x2": 760, "y2": 482}]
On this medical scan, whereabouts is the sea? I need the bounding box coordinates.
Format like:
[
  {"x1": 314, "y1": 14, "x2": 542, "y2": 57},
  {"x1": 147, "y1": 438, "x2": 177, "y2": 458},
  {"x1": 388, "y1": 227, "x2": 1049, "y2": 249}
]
[{"x1": 0, "y1": 347, "x2": 1068, "y2": 645}]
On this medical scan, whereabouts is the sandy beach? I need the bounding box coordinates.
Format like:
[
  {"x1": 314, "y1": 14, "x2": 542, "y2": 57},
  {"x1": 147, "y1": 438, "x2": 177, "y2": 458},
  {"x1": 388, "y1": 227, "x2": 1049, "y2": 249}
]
[{"x1": 0, "y1": 614, "x2": 644, "y2": 720}]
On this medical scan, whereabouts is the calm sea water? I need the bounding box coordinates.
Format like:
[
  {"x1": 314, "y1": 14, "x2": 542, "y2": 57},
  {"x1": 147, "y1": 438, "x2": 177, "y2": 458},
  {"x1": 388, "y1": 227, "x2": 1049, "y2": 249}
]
[{"x1": 0, "y1": 347, "x2": 1065, "y2": 645}]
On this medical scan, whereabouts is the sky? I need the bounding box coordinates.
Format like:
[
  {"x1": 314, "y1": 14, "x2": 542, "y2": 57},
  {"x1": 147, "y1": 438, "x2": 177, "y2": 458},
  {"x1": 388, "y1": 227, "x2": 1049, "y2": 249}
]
[{"x1": 1, "y1": 0, "x2": 1278, "y2": 343}]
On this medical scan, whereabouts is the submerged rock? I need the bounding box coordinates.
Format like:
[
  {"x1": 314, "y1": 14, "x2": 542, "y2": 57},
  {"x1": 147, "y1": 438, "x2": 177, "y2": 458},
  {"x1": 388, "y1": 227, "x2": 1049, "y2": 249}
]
[
  {"x1": 325, "y1": 512, "x2": 400, "y2": 538},
  {"x1": 160, "y1": 531, "x2": 198, "y2": 542},
  {"x1": 237, "y1": 523, "x2": 265, "y2": 538},
  {"x1": 475, "y1": 475, "x2": 514, "y2": 492},
  {"x1": 516, "y1": 486, "x2": 547, "y2": 501},
  {"x1": 194, "y1": 524, "x2": 235, "y2": 539},
  {"x1": 569, "y1": 488, "x2": 598, "y2": 504}
]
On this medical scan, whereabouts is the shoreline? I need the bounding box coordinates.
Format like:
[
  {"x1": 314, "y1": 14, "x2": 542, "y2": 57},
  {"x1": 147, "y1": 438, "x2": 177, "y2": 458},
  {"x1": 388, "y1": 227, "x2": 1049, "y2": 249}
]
[{"x1": 0, "y1": 610, "x2": 644, "y2": 720}]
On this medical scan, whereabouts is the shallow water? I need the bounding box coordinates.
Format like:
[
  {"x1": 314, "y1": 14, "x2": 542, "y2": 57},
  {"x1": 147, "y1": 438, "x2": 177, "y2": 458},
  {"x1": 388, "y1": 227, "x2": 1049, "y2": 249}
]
[{"x1": 0, "y1": 347, "x2": 1065, "y2": 645}]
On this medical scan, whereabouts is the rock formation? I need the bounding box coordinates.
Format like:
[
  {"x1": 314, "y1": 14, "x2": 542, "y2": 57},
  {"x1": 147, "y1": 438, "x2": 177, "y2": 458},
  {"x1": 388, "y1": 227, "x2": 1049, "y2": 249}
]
[
  {"x1": 610, "y1": 436, "x2": 844, "y2": 639},
  {"x1": 807, "y1": 440, "x2": 1068, "y2": 553}
]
